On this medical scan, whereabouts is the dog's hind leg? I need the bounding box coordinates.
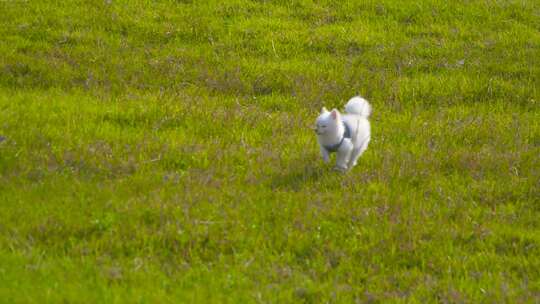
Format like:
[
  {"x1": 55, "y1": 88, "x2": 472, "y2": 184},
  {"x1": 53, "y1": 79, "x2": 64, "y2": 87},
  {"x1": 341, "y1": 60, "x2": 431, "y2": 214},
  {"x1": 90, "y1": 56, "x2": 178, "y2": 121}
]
[{"x1": 348, "y1": 136, "x2": 370, "y2": 168}]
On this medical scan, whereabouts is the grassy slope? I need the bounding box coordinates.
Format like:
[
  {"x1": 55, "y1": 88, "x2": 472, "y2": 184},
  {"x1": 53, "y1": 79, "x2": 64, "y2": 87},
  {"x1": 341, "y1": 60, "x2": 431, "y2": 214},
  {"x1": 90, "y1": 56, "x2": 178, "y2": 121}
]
[{"x1": 1, "y1": 0, "x2": 539, "y2": 302}]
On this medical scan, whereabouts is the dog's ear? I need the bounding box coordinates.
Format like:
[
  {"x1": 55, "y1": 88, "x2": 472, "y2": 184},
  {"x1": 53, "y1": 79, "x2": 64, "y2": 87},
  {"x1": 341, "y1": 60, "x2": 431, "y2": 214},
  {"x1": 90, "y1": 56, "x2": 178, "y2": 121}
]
[
  {"x1": 321, "y1": 107, "x2": 328, "y2": 114},
  {"x1": 330, "y1": 109, "x2": 339, "y2": 120}
]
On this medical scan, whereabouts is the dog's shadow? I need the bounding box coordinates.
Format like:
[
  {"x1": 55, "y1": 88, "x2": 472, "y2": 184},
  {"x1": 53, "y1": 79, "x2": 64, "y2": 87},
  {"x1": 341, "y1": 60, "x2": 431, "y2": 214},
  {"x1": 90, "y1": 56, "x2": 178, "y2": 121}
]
[{"x1": 269, "y1": 160, "x2": 333, "y2": 191}]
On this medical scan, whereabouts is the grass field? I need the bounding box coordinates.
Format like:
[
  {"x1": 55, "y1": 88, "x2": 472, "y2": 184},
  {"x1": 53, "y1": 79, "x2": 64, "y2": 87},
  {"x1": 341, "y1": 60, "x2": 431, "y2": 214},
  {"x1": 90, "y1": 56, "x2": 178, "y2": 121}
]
[{"x1": 1, "y1": 0, "x2": 539, "y2": 302}]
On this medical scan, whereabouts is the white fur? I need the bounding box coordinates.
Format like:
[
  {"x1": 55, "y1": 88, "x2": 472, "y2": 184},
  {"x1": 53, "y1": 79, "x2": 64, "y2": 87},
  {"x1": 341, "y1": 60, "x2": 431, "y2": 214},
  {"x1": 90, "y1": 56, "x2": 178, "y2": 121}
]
[
  {"x1": 314, "y1": 96, "x2": 371, "y2": 172},
  {"x1": 344, "y1": 96, "x2": 372, "y2": 117}
]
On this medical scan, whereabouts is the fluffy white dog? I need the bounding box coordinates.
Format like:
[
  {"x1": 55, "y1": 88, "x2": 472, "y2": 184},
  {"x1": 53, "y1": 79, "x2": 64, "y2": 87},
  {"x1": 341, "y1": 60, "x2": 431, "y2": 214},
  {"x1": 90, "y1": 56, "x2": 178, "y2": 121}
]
[{"x1": 314, "y1": 96, "x2": 371, "y2": 172}]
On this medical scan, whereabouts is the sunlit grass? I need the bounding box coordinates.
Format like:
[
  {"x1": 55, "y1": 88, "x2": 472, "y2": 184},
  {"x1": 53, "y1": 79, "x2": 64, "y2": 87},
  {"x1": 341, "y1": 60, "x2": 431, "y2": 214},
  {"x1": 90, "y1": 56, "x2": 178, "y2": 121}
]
[{"x1": 0, "y1": 0, "x2": 539, "y2": 302}]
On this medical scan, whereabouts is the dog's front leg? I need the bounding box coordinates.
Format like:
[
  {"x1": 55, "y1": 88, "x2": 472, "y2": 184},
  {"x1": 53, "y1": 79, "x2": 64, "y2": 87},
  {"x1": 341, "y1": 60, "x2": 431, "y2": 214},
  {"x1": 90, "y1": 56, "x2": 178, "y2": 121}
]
[
  {"x1": 335, "y1": 139, "x2": 353, "y2": 172},
  {"x1": 320, "y1": 145, "x2": 330, "y2": 163}
]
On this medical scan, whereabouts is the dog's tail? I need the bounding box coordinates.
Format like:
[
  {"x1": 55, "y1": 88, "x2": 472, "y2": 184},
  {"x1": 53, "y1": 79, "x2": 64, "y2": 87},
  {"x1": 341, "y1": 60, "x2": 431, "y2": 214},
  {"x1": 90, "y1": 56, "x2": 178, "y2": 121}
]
[{"x1": 344, "y1": 96, "x2": 371, "y2": 117}]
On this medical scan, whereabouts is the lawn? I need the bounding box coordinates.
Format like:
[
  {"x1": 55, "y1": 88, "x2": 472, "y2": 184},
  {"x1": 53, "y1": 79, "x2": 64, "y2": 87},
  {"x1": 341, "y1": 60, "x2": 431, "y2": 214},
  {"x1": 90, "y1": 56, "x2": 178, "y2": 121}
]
[{"x1": 1, "y1": 0, "x2": 539, "y2": 302}]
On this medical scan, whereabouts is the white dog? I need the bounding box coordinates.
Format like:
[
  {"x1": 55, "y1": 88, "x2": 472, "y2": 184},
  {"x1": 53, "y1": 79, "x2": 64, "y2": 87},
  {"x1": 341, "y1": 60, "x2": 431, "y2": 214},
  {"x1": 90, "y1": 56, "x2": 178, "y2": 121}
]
[{"x1": 314, "y1": 96, "x2": 371, "y2": 171}]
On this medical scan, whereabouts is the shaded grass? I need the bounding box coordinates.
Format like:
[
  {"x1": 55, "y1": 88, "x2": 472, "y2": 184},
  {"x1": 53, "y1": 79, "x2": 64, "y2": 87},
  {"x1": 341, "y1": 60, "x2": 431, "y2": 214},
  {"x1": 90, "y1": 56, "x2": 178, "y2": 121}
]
[{"x1": 1, "y1": 0, "x2": 540, "y2": 302}]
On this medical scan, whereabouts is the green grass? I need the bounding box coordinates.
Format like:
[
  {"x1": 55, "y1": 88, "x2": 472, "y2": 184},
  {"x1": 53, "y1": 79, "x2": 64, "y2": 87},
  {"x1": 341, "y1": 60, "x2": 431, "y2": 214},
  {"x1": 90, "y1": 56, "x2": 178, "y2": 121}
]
[{"x1": 1, "y1": 0, "x2": 539, "y2": 302}]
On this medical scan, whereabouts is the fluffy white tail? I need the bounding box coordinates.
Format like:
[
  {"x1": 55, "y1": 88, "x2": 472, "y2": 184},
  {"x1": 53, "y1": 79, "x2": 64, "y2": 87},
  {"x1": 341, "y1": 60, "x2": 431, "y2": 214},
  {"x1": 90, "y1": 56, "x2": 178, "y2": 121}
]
[{"x1": 344, "y1": 96, "x2": 372, "y2": 117}]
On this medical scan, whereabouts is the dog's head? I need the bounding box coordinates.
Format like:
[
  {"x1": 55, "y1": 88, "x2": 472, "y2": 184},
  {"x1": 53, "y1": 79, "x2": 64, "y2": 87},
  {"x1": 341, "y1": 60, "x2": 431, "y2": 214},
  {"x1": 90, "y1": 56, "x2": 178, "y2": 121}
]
[{"x1": 314, "y1": 107, "x2": 341, "y2": 136}]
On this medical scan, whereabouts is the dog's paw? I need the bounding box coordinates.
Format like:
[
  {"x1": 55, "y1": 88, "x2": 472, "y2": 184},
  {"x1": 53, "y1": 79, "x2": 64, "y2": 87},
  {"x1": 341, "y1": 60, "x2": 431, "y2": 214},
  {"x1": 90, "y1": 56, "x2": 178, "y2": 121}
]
[{"x1": 333, "y1": 165, "x2": 348, "y2": 173}]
